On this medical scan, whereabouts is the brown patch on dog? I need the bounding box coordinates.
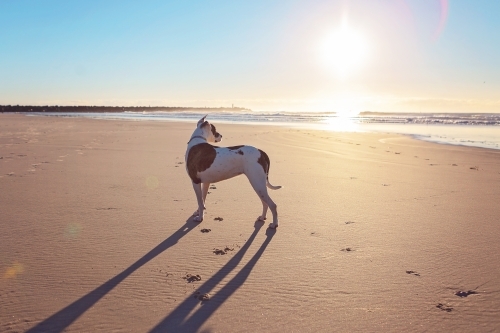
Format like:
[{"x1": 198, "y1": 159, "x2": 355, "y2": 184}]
[
  {"x1": 210, "y1": 124, "x2": 219, "y2": 136},
  {"x1": 186, "y1": 143, "x2": 216, "y2": 184},
  {"x1": 227, "y1": 145, "x2": 244, "y2": 150},
  {"x1": 257, "y1": 149, "x2": 270, "y2": 175}
]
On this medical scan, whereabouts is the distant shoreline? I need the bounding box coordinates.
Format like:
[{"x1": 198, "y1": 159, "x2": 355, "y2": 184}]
[{"x1": 0, "y1": 105, "x2": 251, "y2": 113}]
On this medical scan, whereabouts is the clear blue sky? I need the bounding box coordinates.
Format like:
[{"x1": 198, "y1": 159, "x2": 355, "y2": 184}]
[{"x1": 1, "y1": 0, "x2": 499, "y2": 112}]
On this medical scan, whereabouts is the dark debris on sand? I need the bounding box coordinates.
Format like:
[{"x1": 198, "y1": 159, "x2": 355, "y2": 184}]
[
  {"x1": 436, "y1": 303, "x2": 453, "y2": 312},
  {"x1": 194, "y1": 291, "x2": 210, "y2": 301},
  {"x1": 455, "y1": 290, "x2": 478, "y2": 297},
  {"x1": 214, "y1": 217, "x2": 223, "y2": 221},
  {"x1": 213, "y1": 246, "x2": 234, "y2": 255},
  {"x1": 183, "y1": 274, "x2": 202, "y2": 282}
]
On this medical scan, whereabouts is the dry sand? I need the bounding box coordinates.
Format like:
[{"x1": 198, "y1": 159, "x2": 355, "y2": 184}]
[{"x1": 1, "y1": 114, "x2": 500, "y2": 332}]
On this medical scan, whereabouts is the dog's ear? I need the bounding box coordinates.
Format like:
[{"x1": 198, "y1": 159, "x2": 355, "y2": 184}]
[
  {"x1": 197, "y1": 115, "x2": 208, "y2": 127},
  {"x1": 201, "y1": 121, "x2": 209, "y2": 128}
]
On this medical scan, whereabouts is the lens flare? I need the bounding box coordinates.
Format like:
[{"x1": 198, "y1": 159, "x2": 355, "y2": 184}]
[
  {"x1": 146, "y1": 175, "x2": 159, "y2": 190},
  {"x1": 65, "y1": 222, "x2": 82, "y2": 238},
  {"x1": 433, "y1": 0, "x2": 449, "y2": 41},
  {"x1": 4, "y1": 263, "x2": 24, "y2": 279},
  {"x1": 324, "y1": 110, "x2": 360, "y2": 132}
]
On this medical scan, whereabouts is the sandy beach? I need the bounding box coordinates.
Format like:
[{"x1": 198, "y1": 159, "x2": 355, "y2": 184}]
[{"x1": 1, "y1": 113, "x2": 500, "y2": 332}]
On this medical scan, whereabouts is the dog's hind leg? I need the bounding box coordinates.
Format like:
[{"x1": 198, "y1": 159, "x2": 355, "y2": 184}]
[
  {"x1": 246, "y1": 173, "x2": 278, "y2": 228},
  {"x1": 261, "y1": 192, "x2": 278, "y2": 228},
  {"x1": 192, "y1": 182, "x2": 205, "y2": 222},
  {"x1": 257, "y1": 199, "x2": 268, "y2": 221}
]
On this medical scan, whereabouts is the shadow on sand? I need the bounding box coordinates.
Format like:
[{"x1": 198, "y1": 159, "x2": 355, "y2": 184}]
[
  {"x1": 26, "y1": 217, "x2": 197, "y2": 333},
  {"x1": 149, "y1": 222, "x2": 276, "y2": 333}
]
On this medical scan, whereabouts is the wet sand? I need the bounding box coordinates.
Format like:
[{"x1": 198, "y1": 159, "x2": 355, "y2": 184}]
[{"x1": 1, "y1": 114, "x2": 500, "y2": 332}]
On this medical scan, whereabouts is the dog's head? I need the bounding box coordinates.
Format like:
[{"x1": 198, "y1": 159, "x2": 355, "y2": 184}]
[{"x1": 197, "y1": 115, "x2": 222, "y2": 143}]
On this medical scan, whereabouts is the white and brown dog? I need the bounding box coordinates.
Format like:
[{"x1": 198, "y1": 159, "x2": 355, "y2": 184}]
[{"x1": 185, "y1": 116, "x2": 281, "y2": 228}]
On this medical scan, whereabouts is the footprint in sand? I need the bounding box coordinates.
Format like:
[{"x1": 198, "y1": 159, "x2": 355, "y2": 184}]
[
  {"x1": 193, "y1": 292, "x2": 210, "y2": 301},
  {"x1": 341, "y1": 247, "x2": 354, "y2": 252},
  {"x1": 200, "y1": 228, "x2": 211, "y2": 233},
  {"x1": 406, "y1": 270, "x2": 420, "y2": 277},
  {"x1": 436, "y1": 303, "x2": 453, "y2": 312},
  {"x1": 213, "y1": 246, "x2": 234, "y2": 255},
  {"x1": 183, "y1": 274, "x2": 202, "y2": 282},
  {"x1": 344, "y1": 221, "x2": 355, "y2": 224},
  {"x1": 214, "y1": 217, "x2": 223, "y2": 221}
]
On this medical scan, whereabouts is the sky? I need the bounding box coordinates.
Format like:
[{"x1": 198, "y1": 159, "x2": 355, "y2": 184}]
[{"x1": 0, "y1": 0, "x2": 499, "y2": 113}]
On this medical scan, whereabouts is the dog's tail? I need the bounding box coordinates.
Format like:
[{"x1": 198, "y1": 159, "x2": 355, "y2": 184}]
[
  {"x1": 267, "y1": 179, "x2": 282, "y2": 190},
  {"x1": 258, "y1": 149, "x2": 282, "y2": 190}
]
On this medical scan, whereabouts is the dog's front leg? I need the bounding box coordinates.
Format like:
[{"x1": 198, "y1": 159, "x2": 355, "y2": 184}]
[{"x1": 192, "y1": 182, "x2": 205, "y2": 222}]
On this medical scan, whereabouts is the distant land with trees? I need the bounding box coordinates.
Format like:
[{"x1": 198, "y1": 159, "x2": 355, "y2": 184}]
[{"x1": 0, "y1": 105, "x2": 251, "y2": 113}]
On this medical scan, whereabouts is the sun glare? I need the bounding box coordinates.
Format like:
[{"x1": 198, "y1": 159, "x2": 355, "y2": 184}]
[{"x1": 320, "y1": 21, "x2": 369, "y2": 78}]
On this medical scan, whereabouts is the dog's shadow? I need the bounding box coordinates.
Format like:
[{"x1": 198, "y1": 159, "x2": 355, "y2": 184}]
[
  {"x1": 26, "y1": 216, "x2": 199, "y2": 333},
  {"x1": 149, "y1": 222, "x2": 276, "y2": 332}
]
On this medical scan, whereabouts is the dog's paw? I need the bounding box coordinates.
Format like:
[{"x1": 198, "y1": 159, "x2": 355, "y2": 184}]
[
  {"x1": 193, "y1": 215, "x2": 203, "y2": 222},
  {"x1": 268, "y1": 222, "x2": 278, "y2": 229}
]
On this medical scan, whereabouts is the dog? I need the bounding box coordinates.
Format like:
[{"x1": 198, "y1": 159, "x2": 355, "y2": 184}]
[{"x1": 185, "y1": 116, "x2": 281, "y2": 228}]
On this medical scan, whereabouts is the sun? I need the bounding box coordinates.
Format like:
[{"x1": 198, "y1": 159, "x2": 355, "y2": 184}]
[{"x1": 319, "y1": 21, "x2": 369, "y2": 78}]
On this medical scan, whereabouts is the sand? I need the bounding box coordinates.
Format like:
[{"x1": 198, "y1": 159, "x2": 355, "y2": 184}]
[{"x1": 1, "y1": 114, "x2": 500, "y2": 332}]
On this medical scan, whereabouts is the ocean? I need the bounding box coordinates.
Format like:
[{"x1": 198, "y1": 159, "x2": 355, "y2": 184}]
[{"x1": 26, "y1": 111, "x2": 500, "y2": 150}]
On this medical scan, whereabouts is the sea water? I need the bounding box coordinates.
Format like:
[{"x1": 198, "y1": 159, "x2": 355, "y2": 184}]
[{"x1": 26, "y1": 111, "x2": 500, "y2": 150}]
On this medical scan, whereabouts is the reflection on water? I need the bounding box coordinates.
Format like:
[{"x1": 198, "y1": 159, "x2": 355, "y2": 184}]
[
  {"x1": 26, "y1": 112, "x2": 500, "y2": 150},
  {"x1": 323, "y1": 113, "x2": 360, "y2": 132},
  {"x1": 353, "y1": 123, "x2": 500, "y2": 150}
]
